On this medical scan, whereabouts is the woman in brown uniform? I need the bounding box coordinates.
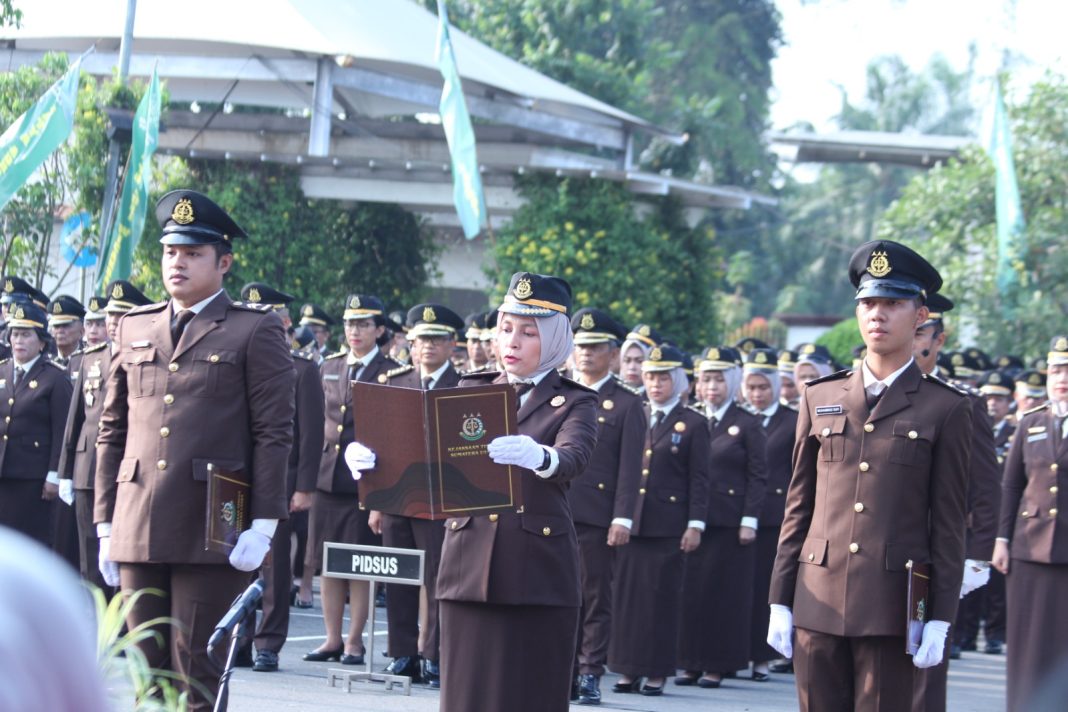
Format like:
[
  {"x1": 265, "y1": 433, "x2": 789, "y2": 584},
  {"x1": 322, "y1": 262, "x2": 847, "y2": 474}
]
[
  {"x1": 434, "y1": 272, "x2": 599, "y2": 712},
  {"x1": 676, "y1": 346, "x2": 767, "y2": 688},
  {"x1": 607, "y1": 344, "x2": 710, "y2": 696},
  {"x1": 742, "y1": 348, "x2": 797, "y2": 680},
  {"x1": 0, "y1": 301, "x2": 73, "y2": 545},
  {"x1": 992, "y1": 336, "x2": 1068, "y2": 711}
]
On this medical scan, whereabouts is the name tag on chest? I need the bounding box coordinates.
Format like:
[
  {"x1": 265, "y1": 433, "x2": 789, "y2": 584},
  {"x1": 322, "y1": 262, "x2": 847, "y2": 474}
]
[
  {"x1": 815, "y1": 405, "x2": 843, "y2": 416},
  {"x1": 324, "y1": 374, "x2": 340, "y2": 381}
]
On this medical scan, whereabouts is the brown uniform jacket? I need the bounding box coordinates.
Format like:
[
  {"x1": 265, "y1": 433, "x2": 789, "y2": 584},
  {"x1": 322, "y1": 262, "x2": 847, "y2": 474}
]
[
  {"x1": 289, "y1": 353, "x2": 325, "y2": 496},
  {"x1": 382, "y1": 361, "x2": 463, "y2": 391},
  {"x1": 630, "y1": 401, "x2": 711, "y2": 538},
  {"x1": 566, "y1": 376, "x2": 645, "y2": 528},
  {"x1": 436, "y1": 369, "x2": 598, "y2": 607},
  {"x1": 707, "y1": 402, "x2": 767, "y2": 528},
  {"x1": 998, "y1": 404, "x2": 1068, "y2": 564},
  {"x1": 759, "y1": 403, "x2": 798, "y2": 526},
  {"x1": 0, "y1": 356, "x2": 72, "y2": 479},
  {"x1": 94, "y1": 293, "x2": 296, "y2": 564},
  {"x1": 769, "y1": 363, "x2": 972, "y2": 635},
  {"x1": 958, "y1": 389, "x2": 1001, "y2": 560},
  {"x1": 316, "y1": 347, "x2": 398, "y2": 494},
  {"x1": 58, "y1": 342, "x2": 110, "y2": 490}
]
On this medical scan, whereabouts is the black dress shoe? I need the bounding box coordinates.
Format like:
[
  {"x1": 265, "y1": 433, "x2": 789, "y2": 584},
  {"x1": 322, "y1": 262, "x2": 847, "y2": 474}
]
[
  {"x1": 577, "y1": 673, "x2": 601, "y2": 705},
  {"x1": 697, "y1": 676, "x2": 722, "y2": 688},
  {"x1": 233, "y1": 644, "x2": 254, "y2": 668},
  {"x1": 302, "y1": 646, "x2": 343, "y2": 662},
  {"x1": 984, "y1": 640, "x2": 1003, "y2": 655},
  {"x1": 752, "y1": 671, "x2": 770, "y2": 682},
  {"x1": 769, "y1": 660, "x2": 793, "y2": 674},
  {"x1": 640, "y1": 683, "x2": 663, "y2": 696},
  {"x1": 384, "y1": 655, "x2": 423, "y2": 681},
  {"x1": 949, "y1": 644, "x2": 962, "y2": 660},
  {"x1": 340, "y1": 652, "x2": 365, "y2": 666},
  {"x1": 423, "y1": 659, "x2": 440, "y2": 688},
  {"x1": 612, "y1": 678, "x2": 641, "y2": 693},
  {"x1": 253, "y1": 650, "x2": 279, "y2": 672},
  {"x1": 674, "y1": 671, "x2": 700, "y2": 686}
]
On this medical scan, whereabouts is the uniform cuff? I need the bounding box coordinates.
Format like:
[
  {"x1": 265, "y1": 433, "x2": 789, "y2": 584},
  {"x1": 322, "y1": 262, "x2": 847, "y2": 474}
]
[
  {"x1": 610, "y1": 518, "x2": 633, "y2": 530},
  {"x1": 741, "y1": 516, "x2": 759, "y2": 530},
  {"x1": 45, "y1": 471, "x2": 60, "y2": 485},
  {"x1": 250, "y1": 518, "x2": 278, "y2": 539},
  {"x1": 534, "y1": 445, "x2": 559, "y2": 479},
  {"x1": 97, "y1": 522, "x2": 112, "y2": 537},
  {"x1": 995, "y1": 536, "x2": 1010, "y2": 543},
  {"x1": 687, "y1": 520, "x2": 706, "y2": 532}
]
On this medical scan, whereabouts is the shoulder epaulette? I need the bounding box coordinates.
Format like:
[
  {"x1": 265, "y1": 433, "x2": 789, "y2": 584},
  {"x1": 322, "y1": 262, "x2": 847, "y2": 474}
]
[
  {"x1": 126, "y1": 301, "x2": 167, "y2": 316},
  {"x1": 686, "y1": 403, "x2": 709, "y2": 417},
  {"x1": 291, "y1": 349, "x2": 314, "y2": 361},
  {"x1": 1022, "y1": 402, "x2": 1050, "y2": 416},
  {"x1": 231, "y1": 301, "x2": 272, "y2": 313},
  {"x1": 782, "y1": 401, "x2": 799, "y2": 412},
  {"x1": 82, "y1": 342, "x2": 108, "y2": 355},
  {"x1": 610, "y1": 374, "x2": 643, "y2": 396},
  {"x1": 560, "y1": 375, "x2": 596, "y2": 394},
  {"x1": 384, "y1": 363, "x2": 415, "y2": 379},
  {"x1": 806, "y1": 369, "x2": 852, "y2": 386},
  {"x1": 948, "y1": 377, "x2": 981, "y2": 398},
  {"x1": 44, "y1": 359, "x2": 66, "y2": 370},
  {"x1": 324, "y1": 350, "x2": 348, "y2": 361},
  {"x1": 0, "y1": 358, "x2": 9, "y2": 365},
  {"x1": 922, "y1": 372, "x2": 968, "y2": 396}
]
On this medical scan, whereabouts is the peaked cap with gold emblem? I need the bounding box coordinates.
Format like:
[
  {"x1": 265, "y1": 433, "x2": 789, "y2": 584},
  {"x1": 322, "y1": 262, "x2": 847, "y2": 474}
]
[
  {"x1": 103, "y1": 280, "x2": 153, "y2": 314},
  {"x1": 625, "y1": 323, "x2": 664, "y2": 349},
  {"x1": 920, "y1": 292, "x2": 954, "y2": 328},
  {"x1": 978, "y1": 369, "x2": 1015, "y2": 397},
  {"x1": 6, "y1": 301, "x2": 47, "y2": 330},
  {"x1": 85, "y1": 295, "x2": 108, "y2": 321},
  {"x1": 298, "y1": 303, "x2": 334, "y2": 327},
  {"x1": 156, "y1": 189, "x2": 247, "y2": 247},
  {"x1": 46, "y1": 294, "x2": 86, "y2": 325},
  {"x1": 0, "y1": 275, "x2": 48, "y2": 308},
  {"x1": 1016, "y1": 368, "x2": 1046, "y2": 397},
  {"x1": 342, "y1": 294, "x2": 385, "y2": 322},
  {"x1": 571, "y1": 307, "x2": 626, "y2": 345},
  {"x1": 240, "y1": 282, "x2": 294, "y2": 310},
  {"x1": 848, "y1": 239, "x2": 942, "y2": 302},
  {"x1": 498, "y1": 272, "x2": 572, "y2": 317},
  {"x1": 406, "y1": 302, "x2": 464, "y2": 339},
  {"x1": 743, "y1": 347, "x2": 779, "y2": 373},
  {"x1": 697, "y1": 345, "x2": 742, "y2": 372},
  {"x1": 778, "y1": 348, "x2": 799, "y2": 375},
  {"x1": 734, "y1": 337, "x2": 771, "y2": 354},
  {"x1": 641, "y1": 343, "x2": 687, "y2": 373},
  {"x1": 1048, "y1": 335, "x2": 1068, "y2": 367}
]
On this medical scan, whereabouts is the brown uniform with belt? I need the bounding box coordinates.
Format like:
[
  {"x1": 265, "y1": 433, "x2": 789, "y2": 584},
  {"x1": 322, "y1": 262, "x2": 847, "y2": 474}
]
[
  {"x1": 95, "y1": 293, "x2": 295, "y2": 709},
  {"x1": 0, "y1": 356, "x2": 72, "y2": 545},
  {"x1": 378, "y1": 360, "x2": 461, "y2": 664},
  {"x1": 998, "y1": 403, "x2": 1068, "y2": 711},
  {"x1": 58, "y1": 342, "x2": 111, "y2": 586},
  {"x1": 306, "y1": 347, "x2": 396, "y2": 570},
  {"x1": 769, "y1": 364, "x2": 972, "y2": 712},
  {"x1": 436, "y1": 369, "x2": 598, "y2": 712},
  {"x1": 565, "y1": 375, "x2": 645, "y2": 677}
]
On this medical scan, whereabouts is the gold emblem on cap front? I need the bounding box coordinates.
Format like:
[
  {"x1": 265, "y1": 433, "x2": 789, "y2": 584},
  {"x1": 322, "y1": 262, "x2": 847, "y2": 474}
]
[
  {"x1": 867, "y1": 250, "x2": 891, "y2": 278},
  {"x1": 3, "y1": 279, "x2": 11, "y2": 293},
  {"x1": 990, "y1": 373, "x2": 1002, "y2": 384},
  {"x1": 708, "y1": 348, "x2": 720, "y2": 361},
  {"x1": 13, "y1": 306, "x2": 24, "y2": 320},
  {"x1": 952, "y1": 353, "x2": 964, "y2": 366},
  {"x1": 1030, "y1": 373, "x2": 1042, "y2": 385},
  {"x1": 755, "y1": 351, "x2": 768, "y2": 364},
  {"x1": 171, "y1": 197, "x2": 195, "y2": 225},
  {"x1": 248, "y1": 288, "x2": 261, "y2": 303},
  {"x1": 650, "y1": 347, "x2": 663, "y2": 362},
  {"x1": 303, "y1": 305, "x2": 313, "y2": 316},
  {"x1": 514, "y1": 277, "x2": 533, "y2": 300},
  {"x1": 638, "y1": 325, "x2": 650, "y2": 337},
  {"x1": 350, "y1": 296, "x2": 361, "y2": 309},
  {"x1": 580, "y1": 313, "x2": 595, "y2": 330},
  {"x1": 52, "y1": 302, "x2": 61, "y2": 314},
  {"x1": 423, "y1": 306, "x2": 437, "y2": 323},
  {"x1": 112, "y1": 283, "x2": 124, "y2": 299},
  {"x1": 1057, "y1": 337, "x2": 1068, "y2": 351}
]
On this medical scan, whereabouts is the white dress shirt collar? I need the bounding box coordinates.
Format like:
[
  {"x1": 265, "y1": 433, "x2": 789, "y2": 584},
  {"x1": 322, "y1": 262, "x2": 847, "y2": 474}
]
[
  {"x1": 176, "y1": 288, "x2": 225, "y2": 316},
  {"x1": 862, "y1": 357, "x2": 914, "y2": 395},
  {"x1": 421, "y1": 360, "x2": 451, "y2": 387}
]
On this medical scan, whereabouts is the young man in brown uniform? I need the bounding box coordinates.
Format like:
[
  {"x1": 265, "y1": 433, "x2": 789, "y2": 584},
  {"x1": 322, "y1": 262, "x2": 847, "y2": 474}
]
[
  {"x1": 768, "y1": 240, "x2": 973, "y2": 712},
  {"x1": 565, "y1": 307, "x2": 645, "y2": 704},
  {"x1": 95, "y1": 190, "x2": 296, "y2": 710}
]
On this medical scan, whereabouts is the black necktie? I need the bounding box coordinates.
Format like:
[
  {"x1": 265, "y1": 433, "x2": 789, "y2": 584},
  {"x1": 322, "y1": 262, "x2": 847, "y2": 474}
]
[
  {"x1": 650, "y1": 410, "x2": 662, "y2": 430},
  {"x1": 866, "y1": 387, "x2": 883, "y2": 411},
  {"x1": 171, "y1": 309, "x2": 194, "y2": 346},
  {"x1": 13, "y1": 366, "x2": 23, "y2": 386},
  {"x1": 422, "y1": 376, "x2": 434, "y2": 390},
  {"x1": 512, "y1": 381, "x2": 534, "y2": 409}
]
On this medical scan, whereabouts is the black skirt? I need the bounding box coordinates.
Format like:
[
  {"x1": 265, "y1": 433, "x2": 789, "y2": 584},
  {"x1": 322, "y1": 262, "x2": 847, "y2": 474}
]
[
  {"x1": 305, "y1": 491, "x2": 379, "y2": 570},
  {"x1": 1006, "y1": 558, "x2": 1068, "y2": 711}
]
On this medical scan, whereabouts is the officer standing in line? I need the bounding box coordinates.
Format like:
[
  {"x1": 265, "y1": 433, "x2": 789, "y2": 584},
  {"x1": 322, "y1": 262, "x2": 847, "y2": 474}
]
[
  {"x1": 566, "y1": 307, "x2": 645, "y2": 705},
  {"x1": 299, "y1": 303, "x2": 335, "y2": 359},
  {"x1": 57, "y1": 282, "x2": 152, "y2": 590},
  {"x1": 1013, "y1": 369, "x2": 1046, "y2": 413},
  {"x1": 778, "y1": 350, "x2": 800, "y2": 408},
  {"x1": 234, "y1": 283, "x2": 324, "y2": 673},
  {"x1": 81, "y1": 295, "x2": 110, "y2": 350},
  {"x1": 462, "y1": 312, "x2": 489, "y2": 372},
  {"x1": 369, "y1": 302, "x2": 465, "y2": 687},
  {"x1": 47, "y1": 296, "x2": 86, "y2": 369},
  {"x1": 0, "y1": 277, "x2": 50, "y2": 362},
  {"x1": 94, "y1": 190, "x2": 295, "y2": 710},
  {"x1": 768, "y1": 240, "x2": 973, "y2": 712}
]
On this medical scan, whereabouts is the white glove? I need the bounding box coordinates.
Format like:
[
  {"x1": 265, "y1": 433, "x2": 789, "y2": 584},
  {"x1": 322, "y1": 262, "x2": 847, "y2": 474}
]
[
  {"x1": 960, "y1": 559, "x2": 990, "y2": 598},
  {"x1": 228, "y1": 529, "x2": 272, "y2": 572},
  {"x1": 58, "y1": 479, "x2": 75, "y2": 505},
  {"x1": 767, "y1": 604, "x2": 794, "y2": 658},
  {"x1": 97, "y1": 536, "x2": 120, "y2": 587},
  {"x1": 344, "y1": 441, "x2": 376, "y2": 481},
  {"x1": 913, "y1": 620, "x2": 950, "y2": 668},
  {"x1": 487, "y1": 435, "x2": 545, "y2": 470}
]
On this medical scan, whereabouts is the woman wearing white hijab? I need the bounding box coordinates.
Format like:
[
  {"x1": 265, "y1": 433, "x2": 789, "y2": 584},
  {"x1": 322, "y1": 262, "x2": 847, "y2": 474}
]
[
  {"x1": 434, "y1": 272, "x2": 599, "y2": 712},
  {"x1": 619, "y1": 324, "x2": 662, "y2": 391}
]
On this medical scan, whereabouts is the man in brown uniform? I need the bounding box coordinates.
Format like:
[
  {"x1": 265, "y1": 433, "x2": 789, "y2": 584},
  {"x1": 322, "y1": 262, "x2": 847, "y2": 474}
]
[
  {"x1": 57, "y1": 282, "x2": 152, "y2": 589},
  {"x1": 370, "y1": 302, "x2": 465, "y2": 686},
  {"x1": 565, "y1": 307, "x2": 644, "y2": 704},
  {"x1": 768, "y1": 240, "x2": 973, "y2": 712},
  {"x1": 95, "y1": 190, "x2": 295, "y2": 710}
]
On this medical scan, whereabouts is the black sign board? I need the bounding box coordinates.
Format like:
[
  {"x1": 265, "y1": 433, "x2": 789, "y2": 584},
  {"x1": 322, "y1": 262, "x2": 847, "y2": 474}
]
[{"x1": 322, "y1": 542, "x2": 424, "y2": 586}]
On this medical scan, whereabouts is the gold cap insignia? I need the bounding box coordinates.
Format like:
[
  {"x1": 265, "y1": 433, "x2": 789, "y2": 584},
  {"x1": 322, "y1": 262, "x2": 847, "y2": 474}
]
[
  {"x1": 1057, "y1": 337, "x2": 1068, "y2": 351},
  {"x1": 423, "y1": 306, "x2": 437, "y2": 323},
  {"x1": 602, "y1": 399, "x2": 614, "y2": 411},
  {"x1": 755, "y1": 351, "x2": 768, "y2": 364},
  {"x1": 990, "y1": 373, "x2": 1002, "y2": 384},
  {"x1": 801, "y1": 344, "x2": 815, "y2": 354},
  {"x1": 112, "y1": 283, "x2": 124, "y2": 299},
  {"x1": 551, "y1": 395, "x2": 566, "y2": 407},
  {"x1": 350, "y1": 296, "x2": 361, "y2": 309},
  {"x1": 303, "y1": 305, "x2": 313, "y2": 316},
  {"x1": 867, "y1": 250, "x2": 892, "y2": 278},
  {"x1": 708, "y1": 348, "x2": 720, "y2": 361},
  {"x1": 728, "y1": 425, "x2": 740, "y2": 436},
  {"x1": 674, "y1": 421, "x2": 686, "y2": 433},
  {"x1": 1029, "y1": 373, "x2": 1042, "y2": 385},
  {"x1": 171, "y1": 198, "x2": 195, "y2": 225},
  {"x1": 52, "y1": 302, "x2": 62, "y2": 314},
  {"x1": 89, "y1": 297, "x2": 102, "y2": 311},
  {"x1": 514, "y1": 277, "x2": 533, "y2": 300},
  {"x1": 3, "y1": 279, "x2": 11, "y2": 293},
  {"x1": 13, "y1": 306, "x2": 24, "y2": 320},
  {"x1": 248, "y1": 288, "x2": 261, "y2": 303},
  {"x1": 951, "y1": 353, "x2": 964, "y2": 366},
  {"x1": 638, "y1": 325, "x2": 650, "y2": 337},
  {"x1": 650, "y1": 347, "x2": 663, "y2": 362},
  {"x1": 580, "y1": 313, "x2": 595, "y2": 330}
]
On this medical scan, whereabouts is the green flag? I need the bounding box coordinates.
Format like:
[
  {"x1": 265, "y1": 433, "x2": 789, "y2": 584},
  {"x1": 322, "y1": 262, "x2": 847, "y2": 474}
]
[
  {"x1": 436, "y1": 0, "x2": 487, "y2": 239},
  {"x1": 97, "y1": 67, "x2": 161, "y2": 290},
  {"x1": 0, "y1": 59, "x2": 81, "y2": 212},
  {"x1": 987, "y1": 83, "x2": 1024, "y2": 300}
]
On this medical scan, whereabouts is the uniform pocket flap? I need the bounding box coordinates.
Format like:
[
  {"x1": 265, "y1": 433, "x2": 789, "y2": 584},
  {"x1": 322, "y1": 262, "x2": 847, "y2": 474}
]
[
  {"x1": 813, "y1": 415, "x2": 847, "y2": 437},
  {"x1": 520, "y1": 514, "x2": 571, "y2": 537},
  {"x1": 117, "y1": 457, "x2": 139, "y2": 483},
  {"x1": 799, "y1": 537, "x2": 827, "y2": 565},
  {"x1": 885, "y1": 542, "x2": 929, "y2": 571},
  {"x1": 123, "y1": 347, "x2": 155, "y2": 366},
  {"x1": 714, "y1": 481, "x2": 742, "y2": 495},
  {"x1": 656, "y1": 488, "x2": 688, "y2": 504},
  {"x1": 445, "y1": 516, "x2": 472, "y2": 532},
  {"x1": 191, "y1": 458, "x2": 246, "y2": 482},
  {"x1": 194, "y1": 349, "x2": 238, "y2": 364},
  {"x1": 891, "y1": 421, "x2": 933, "y2": 441}
]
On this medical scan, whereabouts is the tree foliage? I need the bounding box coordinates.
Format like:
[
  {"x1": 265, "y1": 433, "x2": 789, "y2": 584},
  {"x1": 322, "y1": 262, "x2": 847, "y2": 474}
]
[{"x1": 879, "y1": 75, "x2": 1068, "y2": 359}]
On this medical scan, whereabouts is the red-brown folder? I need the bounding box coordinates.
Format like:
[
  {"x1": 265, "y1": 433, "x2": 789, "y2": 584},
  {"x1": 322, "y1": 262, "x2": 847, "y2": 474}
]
[
  {"x1": 205, "y1": 464, "x2": 250, "y2": 554},
  {"x1": 905, "y1": 559, "x2": 930, "y2": 655}
]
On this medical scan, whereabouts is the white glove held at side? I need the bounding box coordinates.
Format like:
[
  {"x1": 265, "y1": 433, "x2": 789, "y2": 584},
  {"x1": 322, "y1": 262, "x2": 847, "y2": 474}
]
[
  {"x1": 913, "y1": 620, "x2": 950, "y2": 668},
  {"x1": 58, "y1": 479, "x2": 75, "y2": 505},
  {"x1": 98, "y1": 536, "x2": 120, "y2": 587},
  {"x1": 229, "y1": 530, "x2": 272, "y2": 572},
  {"x1": 767, "y1": 604, "x2": 794, "y2": 659},
  {"x1": 960, "y1": 559, "x2": 991, "y2": 598},
  {"x1": 487, "y1": 435, "x2": 544, "y2": 470},
  {"x1": 344, "y1": 441, "x2": 376, "y2": 480}
]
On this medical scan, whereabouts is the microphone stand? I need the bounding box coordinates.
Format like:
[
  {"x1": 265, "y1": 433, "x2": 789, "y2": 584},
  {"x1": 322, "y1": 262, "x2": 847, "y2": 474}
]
[{"x1": 212, "y1": 614, "x2": 250, "y2": 712}]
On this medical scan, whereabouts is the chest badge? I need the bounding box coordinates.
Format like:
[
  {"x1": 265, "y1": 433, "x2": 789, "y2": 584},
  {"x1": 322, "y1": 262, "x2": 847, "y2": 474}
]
[
  {"x1": 551, "y1": 395, "x2": 566, "y2": 407},
  {"x1": 728, "y1": 425, "x2": 740, "y2": 436},
  {"x1": 602, "y1": 399, "x2": 614, "y2": 411},
  {"x1": 28, "y1": 380, "x2": 38, "y2": 389},
  {"x1": 674, "y1": 421, "x2": 686, "y2": 433}
]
